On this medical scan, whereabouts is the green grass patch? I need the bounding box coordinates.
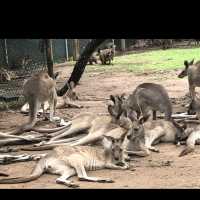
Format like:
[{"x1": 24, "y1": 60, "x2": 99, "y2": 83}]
[{"x1": 86, "y1": 47, "x2": 200, "y2": 73}]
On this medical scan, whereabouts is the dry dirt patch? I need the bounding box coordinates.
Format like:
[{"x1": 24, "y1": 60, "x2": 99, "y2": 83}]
[{"x1": 0, "y1": 66, "x2": 199, "y2": 189}]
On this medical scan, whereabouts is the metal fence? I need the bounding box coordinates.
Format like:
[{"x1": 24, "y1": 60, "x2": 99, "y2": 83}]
[{"x1": 0, "y1": 39, "x2": 49, "y2": 109}]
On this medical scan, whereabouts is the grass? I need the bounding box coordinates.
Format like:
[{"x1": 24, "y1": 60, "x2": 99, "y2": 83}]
[{"x1": 86, "y1": 47, "x2": 200, "y2": 73}]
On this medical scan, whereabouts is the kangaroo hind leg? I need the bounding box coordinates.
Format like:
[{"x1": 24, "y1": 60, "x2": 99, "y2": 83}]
[{"x1": 75, "y1": 164, "x2": 114, "y2": 183}]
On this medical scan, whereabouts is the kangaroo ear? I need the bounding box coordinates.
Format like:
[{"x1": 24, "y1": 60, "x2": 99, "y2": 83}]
[
  {"x1": 138, "y1": 116, "x2": 149, "y2": 124},
  {"x1": 110, "y1": 95, "x2": 116, "y2": 103},
  {"x1": 120, "y1": 93, "x2": 126, "y2": 100},
  {"x1": 190, "y1": 59, "x2": 194, "y2": 65},
  {"x1": 54, "y1": 71, "x2": 61, "y2": 80},
  {"x1": 108, "y1": 104, "x2": 118, "y2": 118},
  {"x1": 102, "y1": 135, "x2": 115, "y2": 144},
  {"x1": 184, "y1": 60, "x2": 189, "y2": 67}
]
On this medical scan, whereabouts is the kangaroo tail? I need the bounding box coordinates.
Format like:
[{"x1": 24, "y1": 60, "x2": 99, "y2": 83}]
[{"x1": 0, "y1": 158, "x2": 45, "y2": 184}]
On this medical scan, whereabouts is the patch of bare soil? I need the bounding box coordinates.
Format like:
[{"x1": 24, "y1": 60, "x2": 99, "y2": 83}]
[{"x1": 0, "y1": 65, "x2": 199, "y2": 189}]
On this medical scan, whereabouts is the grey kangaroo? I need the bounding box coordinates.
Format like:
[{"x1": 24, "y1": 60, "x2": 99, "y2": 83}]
[
  {"x1": 119, "y1": 83, "x2": 173, "y2": 121},
  {"x1": 187, "y1": 96, "x2": 200, "y2": 118},
  {"x1": 0, "y1": 135, "x2": 128, "y2": 188},
  {"x1": 178, "y1": 59, "x2": 200, "y2": 100}
]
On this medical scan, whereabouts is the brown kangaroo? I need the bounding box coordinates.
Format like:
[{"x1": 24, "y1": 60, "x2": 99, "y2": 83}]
[
  {"x1": 98, "y1": 46, "x2": 115, "y2": 65},
  {"x1": 178, "y1": 59, "x2": 200, "y2": 100},
  {"x1": 6, "y1": 71, "x2": 57, "y2": 135},
  {"x1": 0, "y1": 135, "x2": 128, "y2": 188}
]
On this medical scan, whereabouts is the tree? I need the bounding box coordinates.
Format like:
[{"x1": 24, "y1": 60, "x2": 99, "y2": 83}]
[{"x1": 57, "y1": 39, "x2": 106, "y2": 96}]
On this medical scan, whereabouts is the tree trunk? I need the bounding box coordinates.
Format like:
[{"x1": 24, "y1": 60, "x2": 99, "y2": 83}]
[
  {"x1": 57, "y1": 39, "x2": 106, "y2": 96},
  {"x1": 44, "y1": 39, "x2": 54, "y2": 78}
]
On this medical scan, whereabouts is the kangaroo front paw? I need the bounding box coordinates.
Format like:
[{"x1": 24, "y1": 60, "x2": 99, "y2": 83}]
[
  {"x1": 179, "y1": 147, "x2": 194, "y2": 157},
  {"x1": 56, "y1": 179, "x2": 79, "y2": 188}
]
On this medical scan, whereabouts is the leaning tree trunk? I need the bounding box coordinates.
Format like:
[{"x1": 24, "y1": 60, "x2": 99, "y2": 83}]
[{"x1": 57, "y1": 39, "x2": 106, "y2": 96}]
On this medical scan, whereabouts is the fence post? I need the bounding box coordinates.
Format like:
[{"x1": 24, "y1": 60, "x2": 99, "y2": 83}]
[
  {"x1": 45, "y1": 39, "x2": 54, "y2": 78},
  {"x1": 120, "y1": 39, "x2": 126, "y2": 52},
  {"x1": 65, "y1": 39, "x2": 69, "y2": 61},
  {"x1": 3, "y1": 39, "x2": 9, "y2": 67},
  {"x1": 73, "y1": 39, "x2": 80, "y2": 61}
]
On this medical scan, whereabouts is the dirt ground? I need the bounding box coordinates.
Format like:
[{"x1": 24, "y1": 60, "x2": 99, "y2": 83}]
[{"x1": 0, "y1": 65, "x2": 200, "y2": 189}]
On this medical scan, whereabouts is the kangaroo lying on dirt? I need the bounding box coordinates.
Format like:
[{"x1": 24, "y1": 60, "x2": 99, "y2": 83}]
[
  {"x1": 0, "y1": 135, "x2": 128, "y2": 188},
  {"x1": 6, "y1": 71, "x2": 58, "y2": 135},
  {"x1": 116, "y1": 83, "x2": 173, "y2": 121},
  {"x1": 178, "y1": 59, "x2": 200, "y2": 100},
  {"x1": 107, "y1": 97, "x2": 184, "y2": 160},
  {"x1": 123, "y1": 119, "x2": 184, "y2": 159},
  {"x1": 21, "y1": 95, "x2": 134, "y2": 151},
  {"x1": 178, "y1": 121, "x2": 200, "y2": 157}
]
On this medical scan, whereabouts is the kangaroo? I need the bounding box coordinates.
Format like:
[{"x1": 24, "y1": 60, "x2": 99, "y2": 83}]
[
  {"x1": 161, "y1": 39, "x2": 173, "y2": 50},
  {"x1": 6, "y1": 71, "x2": 57, "y2": 135},
  {"x1": 20, "y1": 80, "x2": 81, "y2": 114},
  {"x1": 0, "y1": 68, "x2": 11, "y2": 82},
  {"x1": 11, "y1": 55, "x2": 32, "y2": 69},
  {"x1": 98, "y1": 46, "x2": 115, "y2": 65},
  {"x1": 107, "y1": 98, "x2": 184, "y2": 160},
  {"x1": 178, "y1": 121, "x2": 200, "y2": 157},
  {"x1": 0, "y1": 135, "x2": 128, "y2": 188},
  {"x1": 187, "y1": 96, "x2": 200, "y2": 118},
  {"x1": 88, "y1": 53, "x2": 98, "y2": 65},
  {"x1": 178, "y1": 59, "x2": 200, "y2": 100},
  {"x1": 122, "y1": 118, "x2": 185, "y2": 163},
  {"x1": 30, "y1": 95, "x2": 135, "y2": 149},
  {"x1": 119, "y1": 83, "x2": 173, "y2": 121}
]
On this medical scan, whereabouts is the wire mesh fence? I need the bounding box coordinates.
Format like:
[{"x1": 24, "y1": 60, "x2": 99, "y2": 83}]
[{"x1": 0, "y1": 61, "x2": 47, "y2": 109}]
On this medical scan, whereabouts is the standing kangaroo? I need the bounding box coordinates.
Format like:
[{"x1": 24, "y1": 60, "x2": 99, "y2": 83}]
[
  {"x1": 20, "y1": 80, "x2": 81, "y2": 114},
  {"x1": 187, "y1": 96, "x2": 200, "y2": 118},
  {"x1": 7, "y1": 71, "x2": 57, "y2": 135},
  {"x1": 0, "y1": 135, "x2": 128, "y2": 188},
  {"x1": 98, "y1": 45, "x2": 115, "y2": 65},
  {"x1": 178, "y1": 59, "x2": 200, "y2": 100},
  {"x1": 119, "y1": 83, "x2": 173, "y2": 121}
]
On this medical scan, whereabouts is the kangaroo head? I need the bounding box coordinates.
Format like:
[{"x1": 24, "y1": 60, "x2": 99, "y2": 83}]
[
  {"x1": 108, "y1": 94, "x2": 124, "y2": 120},
  {"x1": 53, "y1": 71, "x2": 61, "y2": 80},
  {"x1": 175, "y1": 121, "x2": 192, "y2": 143},
  {"x1": 65, "y1": 81, "x2": 78, "y2": 101},
  {"x1": 126, "y1": 119, "x2": 144, "y2": 141},
  {"x1": 178, "y1": 59, "x2": 194, "y2": 78},
  {"x1": 102, "y1": 135, "x2": 124, "y2": 163},
  {"x1": 1, "y1": 69, "x2": 11, "y2": 82}
]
